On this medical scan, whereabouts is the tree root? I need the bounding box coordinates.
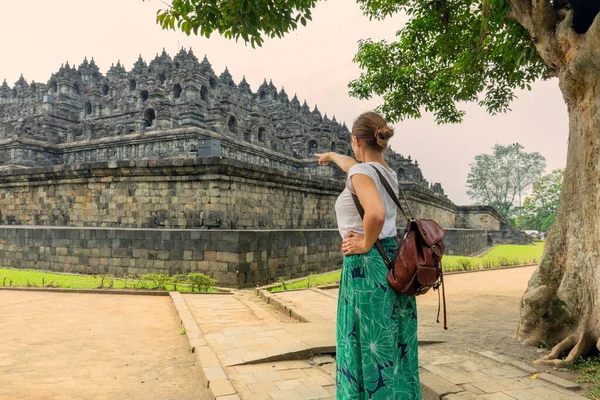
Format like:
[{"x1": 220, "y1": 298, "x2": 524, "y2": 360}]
[{"x1": 534, "y1": 331, "x2": 595, "y2": 366}]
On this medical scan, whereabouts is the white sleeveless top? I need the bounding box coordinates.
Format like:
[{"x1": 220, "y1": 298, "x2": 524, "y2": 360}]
[{"x1": 335, "y1": 162, "x2": 399, "y2": 239}]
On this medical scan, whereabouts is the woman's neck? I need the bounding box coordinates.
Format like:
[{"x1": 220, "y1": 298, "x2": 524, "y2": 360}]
[{"x1": 362, "y1": 150, "x2": 387, "y2": 166}]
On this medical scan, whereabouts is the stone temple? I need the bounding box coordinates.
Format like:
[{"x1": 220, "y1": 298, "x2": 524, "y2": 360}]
[{"x1": 0, "y1": 49, "x2": 529, "y2": 287}]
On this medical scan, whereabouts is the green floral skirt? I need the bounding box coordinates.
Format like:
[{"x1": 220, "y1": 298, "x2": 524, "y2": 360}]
[{"x1": 336, "y1": 237, "x2": 421, "y2": 399}]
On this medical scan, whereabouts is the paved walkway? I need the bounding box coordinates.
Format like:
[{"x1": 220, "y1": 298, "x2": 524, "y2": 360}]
[
  {"x1": 183, "y1": 291, "x2": 336, "y2": 399},
  {"x1": 184, "y1": 267, "x2": 588, "y2": 399}
]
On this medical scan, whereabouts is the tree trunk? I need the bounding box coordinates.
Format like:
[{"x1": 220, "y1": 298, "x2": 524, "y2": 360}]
[{"x1": 515, "y1": 64, "x2": 600, "y2": 364}]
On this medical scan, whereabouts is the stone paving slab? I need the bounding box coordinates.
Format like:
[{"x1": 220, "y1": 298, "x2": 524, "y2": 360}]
[
  {"x1": 263, "y1": 288, "x2": 337, "y2": 324},
  {"x1": 229, "y1": 360, "x2": 335, "y2": 399},
  {"x1": 183, "y1": 291, "x2": 337, "y2": 399}
]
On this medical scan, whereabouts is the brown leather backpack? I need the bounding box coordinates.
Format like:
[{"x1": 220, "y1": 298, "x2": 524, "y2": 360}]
[{"x1": 351, "y1": 165, "x2": 448, "y2": 329}]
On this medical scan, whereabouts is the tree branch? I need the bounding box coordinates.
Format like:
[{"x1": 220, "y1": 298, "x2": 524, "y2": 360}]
[
  {"x1": 508, "y1": 0, "x2": 563, "y2": 69},
  {"x1": 583, "y1": 11, "x2": 600, "y2": 66},
  {"x1": 478, "y1": 0, "x2": 490, "y2": 51}
]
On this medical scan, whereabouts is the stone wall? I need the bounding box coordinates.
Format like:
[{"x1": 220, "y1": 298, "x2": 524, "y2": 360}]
[
  {"x1": 442, "y1": 229, "x2": 489, "y2": 256},
  {"x1": 0, "y1": 224, "x2": 491, "y2": 288},
  {"x1": 0, "y1": 226, "x2": 342, "y2": 288},
  {"x1": 488, "y1": 230, "x2": 534, "y2": 245},
  {"x1": 0, "y1": 157, "x2": 342, "y2": 230},
  {"x1": 401, "y1": 184, "x2": 457, "y2": 228},
  {"x1": 457, "y1": 206, "x2": 504, "y2": 230},
  {"x1": 0, "y1": 156, "x2": 467, "y2": 232}
]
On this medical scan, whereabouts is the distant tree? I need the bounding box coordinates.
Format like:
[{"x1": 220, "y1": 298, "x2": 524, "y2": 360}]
[
  {"x1": 466, "y1": 144, "x2": 546, "y2": 220},
  {"x1": 519, "y1": 169, "x2": 563, "y2": 232}
]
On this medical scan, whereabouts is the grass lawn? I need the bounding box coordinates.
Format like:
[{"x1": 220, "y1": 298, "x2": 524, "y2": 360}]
[
  {"x1": 0, "y1": 268, "x2": 218, "y2": 292},
  {"x1": 268, "y1": 242, "x2": 545, "y2": 293},
  {"x1": 443, "y1": 242, "x2": 545, "y2": 272}
]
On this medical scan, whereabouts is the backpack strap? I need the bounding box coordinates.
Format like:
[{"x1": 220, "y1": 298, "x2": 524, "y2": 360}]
[
  {"x1": 351, "y1": 193, "x2": 393, "y2": 269},
  {"x1": 369, "y1": 165, "x2": 414, "y2": 221},
  {"x1": 435, "y1": 264, "x2": 448, "y2": 330}
]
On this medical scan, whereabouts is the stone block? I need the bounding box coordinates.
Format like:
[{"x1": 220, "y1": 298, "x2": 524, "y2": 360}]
[
  {"x1": 295, "y1": 386, "x2": 332, "y2": 399},
  {"x1": 537, "y1": 373, "x2": 581, "y2": 391},
  {"x1": 460, "y1": 384, "x2": 485, "y2": 395},
  {"x1": 506, "y1": 360, "x2": 538, "y2": 374},
  {"x1": 442, "y1": 393, "x2": 479, "y2": 400},
  {"x1": 208, "y1": 379, "x2": 236, "y2": 397},
  {"x1": 508, "y1": 387, "x2": 587, "y2": 400},
  {"x1": 203, "y1": 366, "x2": 227, "y2": 381},
  {"x1": 481, "y1": 366, "x2": 529, "y2": 379},
  {"x1": 217, "y1": 252, "x2": 239, "y2": 263},
  {"x1": 470, "y1": 379, "x2": 512, "y2": 394},
  {"x1": 478, "y1": 351, "x2": 511, "y2": 364},
  {"x1": 420, "y1": 370, "x2": 463, "y2": 400},
  {"x1": 112, "y1": 248, "x2": 129, "y2": 258}
]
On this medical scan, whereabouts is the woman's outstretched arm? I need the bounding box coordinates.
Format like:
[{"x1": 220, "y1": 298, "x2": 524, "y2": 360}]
[{"x1": 315, "y1": 152, "x2": 358, "y2": 173}]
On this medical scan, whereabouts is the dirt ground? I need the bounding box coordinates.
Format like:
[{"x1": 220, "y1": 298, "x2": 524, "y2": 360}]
[
  {"x1": 417, "y1": 266, "x2": 580, "y2": 382},
  {"x1": 0, "y1": 291, "x2": 210, "y2": 400}
]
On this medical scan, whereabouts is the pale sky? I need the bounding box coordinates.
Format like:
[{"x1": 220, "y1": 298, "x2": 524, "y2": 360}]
[{"x1": 0, "y1": 0, "x2": 569, "y2": 204}]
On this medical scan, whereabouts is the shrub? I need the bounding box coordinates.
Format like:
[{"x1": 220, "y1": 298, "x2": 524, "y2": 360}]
[
  {"x1": 456, "y1": 258, "x2": 472, "y2": 271},
  {"x1": 141, "y1": 273, "x2": 171, "y2": 290},
  {"x1": 186, "y1": 273, "x2": 217, "y2": 292}
]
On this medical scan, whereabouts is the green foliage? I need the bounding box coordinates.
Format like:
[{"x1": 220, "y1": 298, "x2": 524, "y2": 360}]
[
  {"x1": 151, "y1": 0, "x2": 317, "y2": 48},
  {"x1": 171, "y1": 274, "x2": 188, "y2": 292},
  {"x1": 442, "y1": 243, "x2": 544, "y2": 271},
  {"x1": 268, "y1": 270, "x2": 341, "y2": 292},
  {"x1": 565, "y1": 356, "x2": 600, "y2": 399},
  {"x1": 538, "y1": 340, "x2": 551, "y2": 350},
  {"x1": 466, "y1": 144, "x2": 546, "y2": 220},
  {"x1": 0, "y1": 268, "x2": 219, "y2": 292},
  {"x1": 519, "y1": 169, "x2": 563, "y2": 232},
  {"x1": 151, "y1": 0, "x2": 550, "y2": 123},
  {"x1": 350, "y1": 0, "x2": 547, "y2": 124},
  {"x1": 277, "y1": 276, "x2": 287, "y2": 290},
  {"x1": 95, "y1": 273, "x2": 115, "y2": 289},
  {"x1": 540, "y1": 214, "x2": 556, "y2": 233},
  {"x1": 456, "y1": 258, "x2": 472, "y2": 271},
  {"x1": 141, "y1": 273, "x2": 172, "y2": 290},
  {"x1": 306, "y1": 273, "x2": 315, "y2": 288},
  {"x1": 186, "y1": 273, "x2": 217, "y2": 292}
]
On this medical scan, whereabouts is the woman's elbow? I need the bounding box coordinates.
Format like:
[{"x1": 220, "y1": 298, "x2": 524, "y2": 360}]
[
  {"x1": 367, "y1": 211, "x2": 385, "y2": 227},
  {"x1": 375, "y1": 214, "x2": 385, "y2": 227}
]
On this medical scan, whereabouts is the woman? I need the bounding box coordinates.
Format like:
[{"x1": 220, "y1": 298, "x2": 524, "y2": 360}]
[{"x1": 316, "y1": 111, "x2": 421, "y2": 399}]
